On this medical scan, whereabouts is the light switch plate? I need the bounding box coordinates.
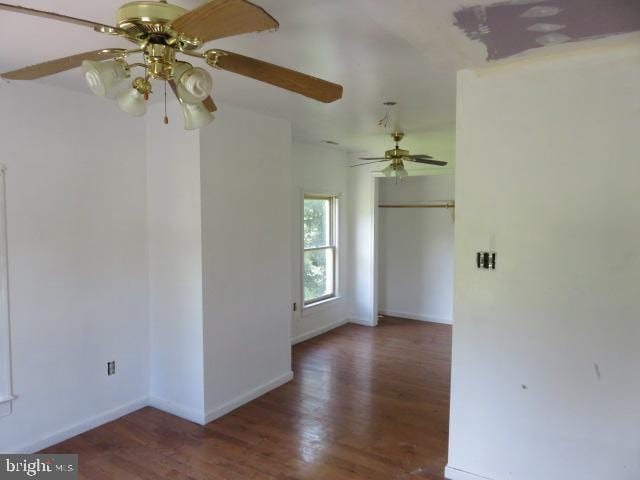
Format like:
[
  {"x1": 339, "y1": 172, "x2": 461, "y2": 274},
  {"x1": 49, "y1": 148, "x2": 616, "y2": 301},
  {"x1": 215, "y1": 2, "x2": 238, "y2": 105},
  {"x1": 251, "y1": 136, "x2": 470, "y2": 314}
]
[{"x1": 477, "y1": 252, "x2": 496, "y2": 270}]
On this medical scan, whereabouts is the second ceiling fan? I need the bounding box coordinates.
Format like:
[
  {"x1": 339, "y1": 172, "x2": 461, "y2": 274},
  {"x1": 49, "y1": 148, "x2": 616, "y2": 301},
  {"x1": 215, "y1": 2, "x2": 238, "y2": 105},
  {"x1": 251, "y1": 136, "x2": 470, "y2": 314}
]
[
  {"x1": 0, "y1": 0, "x2": 344, "y2": 130},
  {"x1": 352, "y1": 132, "x2": 448, "y2": 180}
]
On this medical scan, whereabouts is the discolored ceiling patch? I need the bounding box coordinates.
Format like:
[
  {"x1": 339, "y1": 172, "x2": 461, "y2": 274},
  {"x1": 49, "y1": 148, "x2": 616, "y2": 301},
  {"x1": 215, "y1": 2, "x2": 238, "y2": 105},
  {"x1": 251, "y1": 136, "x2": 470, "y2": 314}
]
[{"x1": 454, "y1": 0, "x2": 640, "y2": 61}]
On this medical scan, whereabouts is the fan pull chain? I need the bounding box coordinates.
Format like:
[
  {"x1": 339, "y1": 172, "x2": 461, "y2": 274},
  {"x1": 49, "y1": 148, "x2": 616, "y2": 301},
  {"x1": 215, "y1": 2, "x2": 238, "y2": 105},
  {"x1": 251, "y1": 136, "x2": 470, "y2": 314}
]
[
  {"x1": 144, "y1": 68, "x2": 149, "y2": 101},
  {"x1": 163, "y1": 81, "x2": 169, "y2": 125}
]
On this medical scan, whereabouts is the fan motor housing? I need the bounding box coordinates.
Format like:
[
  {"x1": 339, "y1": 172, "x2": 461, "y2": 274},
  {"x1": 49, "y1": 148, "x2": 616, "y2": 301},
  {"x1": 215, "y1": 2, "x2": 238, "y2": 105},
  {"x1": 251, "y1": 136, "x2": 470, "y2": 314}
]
[
  {"x1": 117, "y1": 1, "x2": 187, "y2": 38},
  {"x1": 386, "y1": 147, "x2": 409, "y2": 159}
]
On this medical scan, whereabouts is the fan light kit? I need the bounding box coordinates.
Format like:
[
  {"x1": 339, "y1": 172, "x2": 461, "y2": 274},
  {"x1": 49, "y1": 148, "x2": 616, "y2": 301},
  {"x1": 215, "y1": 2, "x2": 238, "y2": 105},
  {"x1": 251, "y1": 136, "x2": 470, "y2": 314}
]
[
  {"x1": 0, "y1": 0, "x2": 343, "y2": 130},
  {"x1": 352, "y1": 132, "x2": 448, "y2": 180}
]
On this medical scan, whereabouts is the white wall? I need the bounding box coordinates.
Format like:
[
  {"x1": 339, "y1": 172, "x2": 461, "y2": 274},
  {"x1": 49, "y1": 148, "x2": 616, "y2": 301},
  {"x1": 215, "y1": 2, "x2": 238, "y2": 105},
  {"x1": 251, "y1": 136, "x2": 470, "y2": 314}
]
[
  {"x1": 0, "y1": 83, "x2": 149, "y2": 453},
  {"x1": 292, "y1": 142, "x2": 351, "y2": 344},
  {"x1": 348, "y1": 158, "x2": 379, "y2": 326},
  {"x1": 200, "y1": 103, "x2": 293, "y2": 422},
  {"x1": 0, "y1": 83, "x2": 305, "y2": 450},
  {"x1": 447, "y1": 44, "x2": 640, "y2": 480},
  {"x1": 146, "y1": 100, "x2": 205, "y2": 423},
  {"x1": 378, "y1": 175, "x2": 454, "y2": 324}
]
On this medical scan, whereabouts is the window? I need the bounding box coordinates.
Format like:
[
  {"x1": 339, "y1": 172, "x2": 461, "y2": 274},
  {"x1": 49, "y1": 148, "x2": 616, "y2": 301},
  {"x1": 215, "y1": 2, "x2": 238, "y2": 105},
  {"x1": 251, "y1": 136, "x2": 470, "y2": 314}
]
[{"x1": 303, "y1": 194, "x2": 338, "y2": 306}]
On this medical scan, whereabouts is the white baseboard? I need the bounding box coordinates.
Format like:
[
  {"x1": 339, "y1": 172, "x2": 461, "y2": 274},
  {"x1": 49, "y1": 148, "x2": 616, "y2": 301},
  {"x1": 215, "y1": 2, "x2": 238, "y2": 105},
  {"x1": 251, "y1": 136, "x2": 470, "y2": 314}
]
[
  {"x1": 1, "y1": 383, "x2": 477, "y2": 480},
  {"x1": 348, "y1": 317, "x2": 377, "y2": 327},
  {"x1": 7, "y1": 396, "x2": 148, "y2": 454},
  {"x1": 148, "y1": 395, "x2": 205, "y2": 425},
  {"x1": 6, "y1": 372, "x2": 295, "y2": 453},
  {"x1": 292, "y1": 318, "x2": 349, "y2": 345},
  {"x1": 204, "y1": 371, "x2": 293, "y2": 424},
  {"x1": 378, "y1": 310, "x2": 452, "y2": 325},
  {"x1": 445, "y1": 465, "x2": 494, "y2": 480}
]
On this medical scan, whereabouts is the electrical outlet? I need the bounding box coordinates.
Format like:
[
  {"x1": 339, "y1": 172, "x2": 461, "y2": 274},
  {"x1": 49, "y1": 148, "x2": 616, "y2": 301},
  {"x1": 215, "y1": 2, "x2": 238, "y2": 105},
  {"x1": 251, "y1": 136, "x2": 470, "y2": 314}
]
[{"x1": 107, "y1": 361, "x2": 116, "y2": 376}]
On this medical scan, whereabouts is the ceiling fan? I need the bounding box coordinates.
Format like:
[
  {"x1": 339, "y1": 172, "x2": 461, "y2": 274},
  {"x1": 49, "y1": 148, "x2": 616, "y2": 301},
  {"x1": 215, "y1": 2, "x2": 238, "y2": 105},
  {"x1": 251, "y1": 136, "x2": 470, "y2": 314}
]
[
  {"x1": 0, "y1": 0, "x2": 344, "y2": 130},
  {"x1": 351, "y1": 132, "x2": 448, "y2": 180}
]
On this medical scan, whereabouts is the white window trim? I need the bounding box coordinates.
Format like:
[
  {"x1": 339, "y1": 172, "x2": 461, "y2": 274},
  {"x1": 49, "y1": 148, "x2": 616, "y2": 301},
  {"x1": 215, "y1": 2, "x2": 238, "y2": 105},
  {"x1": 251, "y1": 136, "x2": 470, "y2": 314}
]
[
  {"x1": 0, "y1": 164, "x2": 14, "y2": 417},
  {"x1": 302, "y1": 295, "x2": 343, "y2": 316},
  {"x1": 301, "y1": 190, "x2": 342, "y2": 310}
]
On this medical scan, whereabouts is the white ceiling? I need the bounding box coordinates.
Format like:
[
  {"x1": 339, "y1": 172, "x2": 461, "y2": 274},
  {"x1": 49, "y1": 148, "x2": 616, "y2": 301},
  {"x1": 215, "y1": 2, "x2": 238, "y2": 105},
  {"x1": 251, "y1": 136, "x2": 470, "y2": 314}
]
[{"x1": 0, "y1": 0, "x2": 637, "y2": 156}]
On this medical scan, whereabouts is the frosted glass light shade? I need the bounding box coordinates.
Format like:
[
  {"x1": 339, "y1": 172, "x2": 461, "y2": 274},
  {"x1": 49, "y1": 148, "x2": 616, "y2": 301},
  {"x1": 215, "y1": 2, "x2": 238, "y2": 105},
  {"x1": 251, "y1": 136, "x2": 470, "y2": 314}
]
[
  {"x1": 175, "y1": 67, "x2": 212, "y2": 104},
  {"x1": 181, "y1": 102, "x2": 214, "y2": 130},
  {"x1": 381, "y1": 165, "x2": 393, "y2": 177},
  {"x1": 82, "y1": 60, "x2": 128, "y2": 97},
  {"x1": 116, "y1": 88, "x2": 147, "y2": 117},
  {"x1": 397, "y1": 167, "x2": 409, "y2": 180}
]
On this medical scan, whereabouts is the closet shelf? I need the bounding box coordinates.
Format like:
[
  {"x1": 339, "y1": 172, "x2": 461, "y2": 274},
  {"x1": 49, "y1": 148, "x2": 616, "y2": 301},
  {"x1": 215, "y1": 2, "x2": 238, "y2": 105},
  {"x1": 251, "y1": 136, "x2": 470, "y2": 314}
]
[{"x1": 378, "y1": 202, "x2": 455, "y2": 209}]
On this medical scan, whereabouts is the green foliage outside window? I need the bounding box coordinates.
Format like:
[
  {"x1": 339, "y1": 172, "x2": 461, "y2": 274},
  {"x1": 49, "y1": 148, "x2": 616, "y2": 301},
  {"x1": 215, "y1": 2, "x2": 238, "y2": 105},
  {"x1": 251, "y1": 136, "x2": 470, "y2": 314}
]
[
  {"x1": 303, "y1": 198, "x2": 334, "y2": 303},
  {"x1": 304, "y1": 250, "x2": 329, "y2": 302}
]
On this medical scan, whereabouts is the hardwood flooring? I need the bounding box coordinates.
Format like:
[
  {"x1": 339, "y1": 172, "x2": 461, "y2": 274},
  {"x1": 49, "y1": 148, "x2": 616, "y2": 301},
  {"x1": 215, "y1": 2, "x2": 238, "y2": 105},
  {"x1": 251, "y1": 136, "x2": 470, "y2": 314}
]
[{"x1": 43, "y1": 316, "x2": 452, "y2": 479}]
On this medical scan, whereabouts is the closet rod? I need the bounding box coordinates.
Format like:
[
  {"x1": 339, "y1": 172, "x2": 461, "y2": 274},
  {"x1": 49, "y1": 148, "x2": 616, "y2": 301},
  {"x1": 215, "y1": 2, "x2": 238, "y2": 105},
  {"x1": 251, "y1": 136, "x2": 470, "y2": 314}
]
[{"x1": 378, "y1": 203, "x2": 455, "y2": 209}]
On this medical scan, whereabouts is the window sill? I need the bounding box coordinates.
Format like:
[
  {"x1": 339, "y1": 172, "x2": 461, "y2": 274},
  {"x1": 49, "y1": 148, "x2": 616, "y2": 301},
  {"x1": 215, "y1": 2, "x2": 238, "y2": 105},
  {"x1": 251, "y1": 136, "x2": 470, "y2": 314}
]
[{"x1": 302, "y1": 296, "x2": 342, "y2": 316}]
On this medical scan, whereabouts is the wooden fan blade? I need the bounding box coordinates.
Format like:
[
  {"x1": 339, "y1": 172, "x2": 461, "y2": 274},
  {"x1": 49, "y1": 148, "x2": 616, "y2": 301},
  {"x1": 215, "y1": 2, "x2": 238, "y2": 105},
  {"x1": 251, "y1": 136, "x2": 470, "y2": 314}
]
[
  {"x1": 0, "y1": 2, "x2": 129, "y2": 36},
  {"x1": 409, "y1": 154, "x2": 434, "y2": 160},
  {"x1": 350, "y1": 160, "x2": 389, "y2": 168},
  {"x1": 1, "y1": 49, "x2": 127, "y2": 80},
  {"x1": 171, "y1": 0, "x2": 278, "y2": 44},
  {"x1": 407, "y1": 158, "x2": 448, "y2": 166},
  {"x1": 205, "y1": 49, "x2": 343, "y2": 103},
  {"x1": 168, "y1": 79, "x2": 179, "y2": 98},
  {"x1": 169, "y1": 79, "x2": 218, "y2": 112},
  {"x1": 359, "y1": 157, "x2": 388, "y2": 160},
  {"x1": 202, "y1": 96, "x2": 218, "y2": 112}
]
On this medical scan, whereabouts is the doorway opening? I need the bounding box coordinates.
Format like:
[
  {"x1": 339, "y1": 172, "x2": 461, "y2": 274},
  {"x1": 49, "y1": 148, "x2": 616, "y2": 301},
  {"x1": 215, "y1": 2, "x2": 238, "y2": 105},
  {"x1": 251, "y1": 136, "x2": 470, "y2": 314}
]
[{"x1": 376, "y1": 174, "x2": 455, "y2": 326}]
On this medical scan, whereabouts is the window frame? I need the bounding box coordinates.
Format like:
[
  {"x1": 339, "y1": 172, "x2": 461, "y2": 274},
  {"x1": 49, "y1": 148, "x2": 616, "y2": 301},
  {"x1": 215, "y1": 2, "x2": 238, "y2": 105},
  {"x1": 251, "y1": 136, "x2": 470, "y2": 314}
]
[{"x1": 302, "y1": 193, "x2": 339, "y2": 308}]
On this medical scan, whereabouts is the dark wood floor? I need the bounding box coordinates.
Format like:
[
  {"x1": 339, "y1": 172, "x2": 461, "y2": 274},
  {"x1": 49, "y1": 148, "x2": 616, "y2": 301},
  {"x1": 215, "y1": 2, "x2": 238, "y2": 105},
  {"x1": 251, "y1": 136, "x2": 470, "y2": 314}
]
[{"x1": 44, "y1": 316, "x2": 452, "y2": 479}]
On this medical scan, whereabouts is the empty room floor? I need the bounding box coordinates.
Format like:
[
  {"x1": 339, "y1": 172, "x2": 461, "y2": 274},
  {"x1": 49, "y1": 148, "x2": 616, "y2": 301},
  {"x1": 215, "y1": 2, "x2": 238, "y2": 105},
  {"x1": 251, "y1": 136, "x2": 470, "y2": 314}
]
[{"x1": 43, "y1": 317, "x2": 452, "y2": 479}]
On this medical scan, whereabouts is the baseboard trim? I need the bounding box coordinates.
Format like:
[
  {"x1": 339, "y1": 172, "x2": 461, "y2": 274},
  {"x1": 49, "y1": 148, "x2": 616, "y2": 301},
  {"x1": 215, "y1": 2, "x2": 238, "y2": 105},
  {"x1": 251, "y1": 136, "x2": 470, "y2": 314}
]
[
  {"x1": 6, "y1": 371, "x2": 296, "y2": 452},
  {"x1": 348, "y1": 317, "x2": 377, "y2": 327},
  {"x1": 7, "y1": 396, "x2": 148, "y2": 454},
  {"x1": 379, "y1": 310, "x2": 452, "y2": 325},
  {"x1": 445, "y1": 465, "x2": 494, "y2": 480},
  {"x1": 292, "y1": 319, "x2": 349, "y2": 345},
  {"x1": 148, "y1": 395, "x2": 205, "y2": 425},
  {"x1": 204, "y1": 371, "x2": 294, "y2": 424}
]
